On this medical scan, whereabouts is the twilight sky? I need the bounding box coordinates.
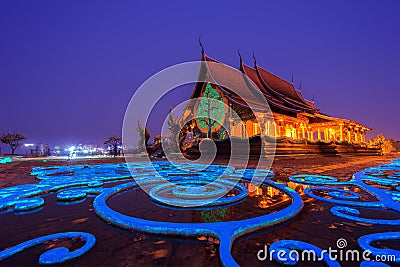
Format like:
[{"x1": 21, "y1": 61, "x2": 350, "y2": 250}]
[{"x1": 1, "y1": 1, "x2": 399, "y2": 152}]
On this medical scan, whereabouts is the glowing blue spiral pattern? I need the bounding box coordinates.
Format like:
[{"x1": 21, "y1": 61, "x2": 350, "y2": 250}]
[
  {"x1": 0, "y1": 157, "x2": 12, "y2": 164},
  {"x1": 288, "y1": 158, "x2": 400, "y2": 265},
  {"x1": 291, "y1": 158, "x2": 400, "y2": 225},
  {"x1": 149, "y1": 178, "x2": 248, "y2": 207},
  {"x1": 290, "y1": 174, "x2": 340, "y2": 185},
  {"x1": 0, "y1": 163, "x2": 137, "y2": 214},
  {"x1": 93, "y1": 177, "x2": 303, "y2": 267},
  {"x1": 0, "y1": 232, "x2": 95, "y2": 264},
  {"x1": 0, "y1": 161, "x2": 301, "y2": 266},
  {"x1": 1, "y1": 158, "x2": 400, "y2": 265}
]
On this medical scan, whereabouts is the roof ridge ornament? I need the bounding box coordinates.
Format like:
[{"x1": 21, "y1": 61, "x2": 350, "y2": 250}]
[
  {"x1": 252, "y1": 51, "x2": 257, "y2": 67},
  {"x1": 238, "y1": 49, "x2": 244, "y2": 72},
  {"x1": 238, "y1": 49, "x2": 243, "y2": 63},
  {"x1": 198, "y1": 37, "x2": 204, "y2": 55}
]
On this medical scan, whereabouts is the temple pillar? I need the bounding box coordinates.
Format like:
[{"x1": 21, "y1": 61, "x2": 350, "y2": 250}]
[
  {"x1": 229, "y1": 119, "x2": 233, "y2": 137},
  {"x1": 285, "y1": 124, "x2": 290, "y2": 138},
  {"x1": 272, "y1": 122, "x2": 277, "y2": 137},
  {"x1": 302, "y1": 127, "x2": 305, "y2": 139},
  {"x1": 339, "y1": 124, "x2": 343, "y2": 142},
  {"x1": 317, "y1": 129, "x2": 321, "y2": 140},
  {"x1": 297, "y1": 126, "x2": 301, "y2": 139},
  {"x1": 279, "y1": 121, "x2": 285, "y2": 137},
  {"x1": 347, "y1": 129, "x2": 351, "y2": 143},
  {"x1": 275, "y1": 122, "x2": 280, "y2": 137},
  {"x1": 241, "y1": 122, "x2": 246, "y2": 138}
]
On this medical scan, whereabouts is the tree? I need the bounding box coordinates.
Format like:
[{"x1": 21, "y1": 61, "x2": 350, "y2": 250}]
[
  {"x1": 136, "y1": 121, "x2": 150, "y2": 152},
  {"x1": 382, "y1": 139, "x2": 396, "y2": 155},
  {"x1": 392, "y1": 140, "x2": 400, "y2": 151},
  {"x1": 167, "y1": 106, "x2": 183, "y2": 152},
  {"x1": 369, "y1": 134, "x2": 396, "y2": 155},
  {"x1": 0, "y1": 133, "x2": 27, "y2": 155},
  {"x1": 104, "y1": 135, "x2": 122, "y2": 157},
  {"x1": 195, "y1": 83, "x2": 226, "y2": 138}
]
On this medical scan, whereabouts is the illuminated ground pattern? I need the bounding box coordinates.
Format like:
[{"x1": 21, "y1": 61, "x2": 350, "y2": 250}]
[
  {"x1": 0, "y1": 157, "x2": 12, "y2": 164},
  {"x1": 0, "y1": 159, "x2": 399, "y2": 266}
]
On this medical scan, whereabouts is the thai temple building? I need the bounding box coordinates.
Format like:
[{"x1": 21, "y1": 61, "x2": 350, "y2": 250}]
[{"x1": 174, "y1": 48, "x2": 378, "y2": 155}]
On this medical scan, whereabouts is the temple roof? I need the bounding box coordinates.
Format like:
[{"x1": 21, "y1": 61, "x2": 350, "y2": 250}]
[
  {"x1": 188, "y1": 50, "x2": 370, "y2": 130},
  {"x1": 253, "y1": 64, "x2": 317, "y2": 113},
  {"x1": 241, "y1": 63, "x2": 302, "y2": 113},
  {"x1": 257, "y1": 66, "x2": 303, "y2": 101},
  {"x1": 196, "y1": 52, "x2": 318, "y2": 115},
  {"x1": 201, "y1": 54, "x2": 271, "y2": 111}
]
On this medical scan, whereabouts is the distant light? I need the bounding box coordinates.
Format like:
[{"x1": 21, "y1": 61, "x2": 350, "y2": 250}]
[
  {"x1": 68, "y1": 146, "x2": 76, "y2": 152},
  {"x1": 24, "y1": 144, "x2": 34, "y2": 147}
]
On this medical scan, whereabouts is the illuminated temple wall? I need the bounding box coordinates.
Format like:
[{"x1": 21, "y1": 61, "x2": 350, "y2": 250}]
[
  {"x1": 184, "y1": 82, "x2": 368, "y2": 144},
  {"x1": 227, "y1": 111, "x2": 368, "y2": 144}
]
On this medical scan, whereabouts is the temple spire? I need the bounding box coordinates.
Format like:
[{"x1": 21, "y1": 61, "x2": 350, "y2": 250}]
[{"x1": 291, "y1": 73, "x2": 294, "y2": 83}]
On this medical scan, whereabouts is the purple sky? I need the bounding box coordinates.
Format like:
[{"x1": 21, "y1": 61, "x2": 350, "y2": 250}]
[{"x1": 1, "y1": 1, "x2": 399, "y2": 152}]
